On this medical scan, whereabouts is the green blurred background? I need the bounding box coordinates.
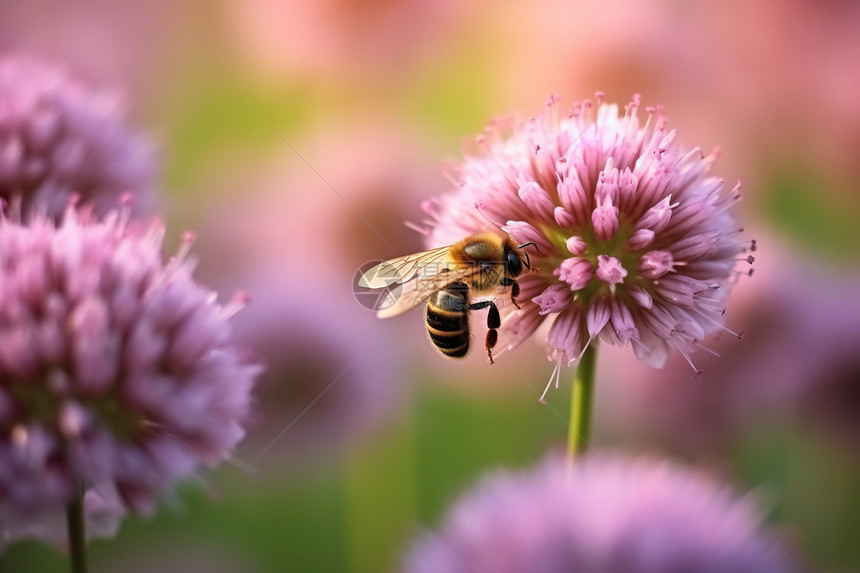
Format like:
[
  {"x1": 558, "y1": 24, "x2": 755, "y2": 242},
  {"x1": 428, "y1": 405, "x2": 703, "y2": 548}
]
[{"x1": 2, "y1": 1, "x2": 860, "y2": 571}]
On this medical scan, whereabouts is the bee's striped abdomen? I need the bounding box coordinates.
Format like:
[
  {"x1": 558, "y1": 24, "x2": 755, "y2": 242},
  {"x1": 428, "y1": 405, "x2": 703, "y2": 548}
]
[{"x1": 425, "y1": 284, "x2": 469, "y2": 358}]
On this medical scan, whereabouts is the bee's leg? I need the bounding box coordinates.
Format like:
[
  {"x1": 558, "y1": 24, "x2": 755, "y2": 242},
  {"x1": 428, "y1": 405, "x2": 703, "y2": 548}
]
[
  {"x1": 468, "y1": 300, "x2": 501, "y2": 364},
  {"x1": 485, "y1": 329, "x2": 498, "y2": 364},
  {"x1": 500, "y1": 277, "x2": 521, "y2": 310}
]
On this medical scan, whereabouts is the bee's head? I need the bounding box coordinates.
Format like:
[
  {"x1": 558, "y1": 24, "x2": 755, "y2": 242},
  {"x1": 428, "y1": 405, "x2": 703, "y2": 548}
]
[
  {"x1": 504, "y1": 250, "x2": 523, "y2": 276},
  {"x1": 506, "y1": 241, "x2": 537, "y2": 277}
]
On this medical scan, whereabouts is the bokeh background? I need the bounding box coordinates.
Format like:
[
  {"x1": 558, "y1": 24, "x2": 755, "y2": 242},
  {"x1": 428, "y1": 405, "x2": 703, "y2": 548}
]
[{"x1": 2, "y1": 1, "x2": 860, "y2": 571}]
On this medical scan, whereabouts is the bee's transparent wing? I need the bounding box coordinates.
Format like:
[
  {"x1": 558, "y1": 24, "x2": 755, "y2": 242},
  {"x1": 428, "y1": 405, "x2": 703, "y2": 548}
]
[
  {"x1": 374, "y1": 266, "x2": 480, "y2": 318},
  {"x1": 359, "y1": 245, "x2": 455, "y2": 288},
  {"x1": 374, "y1": 280, "x2": 433, "y2": 319}
]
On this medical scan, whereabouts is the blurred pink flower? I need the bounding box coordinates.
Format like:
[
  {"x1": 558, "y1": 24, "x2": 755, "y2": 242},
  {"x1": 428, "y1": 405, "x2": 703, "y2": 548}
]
[
  {"x1": 415, "y1": 94, "x2": 751, "y2": 395},
  {"x1": 225, "y1": 266, "x2": 404, "y2": 467},
  {"x1": 226, "y1": 0, "x2": 466, "y2": 81},
  {"x1": 190, "y1": 125, "x2": 436, "y2": 464},
  {"x1": 0, "y1": 55, "x2": 158, "y2": 220},
  {"x1": 0, "y1": 206, "x2": 259, "y2": 545},
  {"x1": 405, "y1": 453, "x2": 797, "y2": 573},
  {"x1": 661, "y1": 0, "x2": 860, "y2": 180},
  {"x1": 600, "y1": 236, "x2": 860, "y2": 453},
  {"x1": 498, "y1": 1, "x2": 860, "y2": 186},
  {"x1": 191, "y1": 120, "x2": 442, "y2": 275},
  {"x1": 0, "y1": 2, "x2": 178, "y2": 102},
  {"x1": 0, "y1": 481, "x2": 124, "y2": 548}
]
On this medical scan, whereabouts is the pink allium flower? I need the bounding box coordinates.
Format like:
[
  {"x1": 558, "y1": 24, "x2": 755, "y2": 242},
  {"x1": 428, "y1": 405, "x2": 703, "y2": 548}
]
[
  {"x1": 0, "y1": 206, "x2": 259, "y2": 545},
  {"x1": 0, "y1": 55, "x2": 157, "y2": 220},
  {"x1": 416, "y1": 94, "x2": 752, "y2": 393},
  {"x1": 405, "y1": 453, "x2": 797, "y2": 573}
]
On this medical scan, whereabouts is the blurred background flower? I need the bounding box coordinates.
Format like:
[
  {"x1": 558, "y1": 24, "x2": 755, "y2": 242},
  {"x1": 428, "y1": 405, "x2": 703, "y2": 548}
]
[
  {"x1": 0, "y1": 55, "x2": 158, "y2": 220},
  {"x1": 225, "y1": 0, "x2": 468, "y2": 84},
  {"x1": 0, "y1": 208, "x2": 258, "y2": 548},
  {"x1": 405, "y1": 453, "x2": 798, "y2": 573},
  {"x1": 600, "y1": 234, "x2": 860, "y2": 455},
  {"x1": 1, "y1": 0, "x2": 859, "y2": 571}
]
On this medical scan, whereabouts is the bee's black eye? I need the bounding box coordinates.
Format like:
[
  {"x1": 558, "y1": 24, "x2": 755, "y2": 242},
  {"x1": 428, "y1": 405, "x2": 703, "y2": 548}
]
[{"x1": 505, "y1": 252, "x2": 523, "y2": 276}]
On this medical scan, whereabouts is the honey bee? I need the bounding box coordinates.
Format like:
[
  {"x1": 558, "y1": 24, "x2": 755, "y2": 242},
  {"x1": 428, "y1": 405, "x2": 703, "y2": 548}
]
[{"x1": 359, "y1": 233, "x2": 536, "y2": 363}]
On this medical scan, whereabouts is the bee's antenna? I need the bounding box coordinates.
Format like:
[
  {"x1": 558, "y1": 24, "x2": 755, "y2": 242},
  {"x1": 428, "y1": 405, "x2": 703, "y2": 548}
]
[{"x1": 516, "y1": 241, "x2": 538, "y2": 269}]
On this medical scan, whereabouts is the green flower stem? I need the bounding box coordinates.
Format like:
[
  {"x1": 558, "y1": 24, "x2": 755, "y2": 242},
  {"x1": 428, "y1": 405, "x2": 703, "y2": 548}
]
[
  {"x1": 344, "y1": 402, "x2": 416, "y2": 573},
  {"x1": 66, "y1": 480, "x2": 89, "y2": 573},
  {"x1": 567, "y1": 345, "x2": 597, "y2": 458}
]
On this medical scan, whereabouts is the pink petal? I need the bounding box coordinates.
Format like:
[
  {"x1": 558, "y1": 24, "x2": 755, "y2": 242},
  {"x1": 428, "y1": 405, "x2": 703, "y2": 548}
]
[
  {"x1": 532, "y1": 283, "x2": 571, "y2": 315},
  {"x1": 502, "y1": 220, "x2": 555, "y2": 253},
  {"x1": 586, "y1": 298, "x2": 610, "y2": 338},
  {"x1": 627, "y1": 284, "x2": 653, "y2": 309},
  {"x1": 634, "y1": 196, "x2": 675, "y2": 234},
  {"x1": 517, "y1": 180, "x2": 556, "y2": 223},
  {"x1": 591, "y1": 195, "x2": 619, "y2": 241},
  {"x1": 546, "y1": 305, "x2": 584, "y2": 365}
]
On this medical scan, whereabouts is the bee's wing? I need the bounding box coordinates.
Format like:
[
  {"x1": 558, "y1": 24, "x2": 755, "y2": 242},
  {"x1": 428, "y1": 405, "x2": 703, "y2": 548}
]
[
  {"x1": 359, "y1": 245, "x2": 455, "y2": 288},
  {"x1": 375, "y1": 265, "x2": 480, "y2": 319}
]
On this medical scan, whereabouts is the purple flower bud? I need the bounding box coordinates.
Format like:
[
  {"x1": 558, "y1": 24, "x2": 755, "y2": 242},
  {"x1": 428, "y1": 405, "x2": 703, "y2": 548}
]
[
  {"x1": 565, "y1": 235, "x2": 587, "y2": 255},
  {"x1": 591, "y1": 194, "x2": 619, "y2": 240},
  {"x1": 555, "y1": 257, "x2": 594, "y2": 291},
  {"x1": 637, "y1": 250, "x2": 675, "y2": 279},
  {"x1": 626, "y1": 228, "x2": 655, "y2": 251}
]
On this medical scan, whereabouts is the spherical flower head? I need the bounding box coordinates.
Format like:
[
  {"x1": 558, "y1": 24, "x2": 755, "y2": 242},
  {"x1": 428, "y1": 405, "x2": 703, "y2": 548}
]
[
  {"x1": 417, "y1": 94, "x2": 752, "y2": 380},
  {"x1": 0, "y1": 206, "x2": 260, "y2": 545},
  {"x1": 0, "y1": 55, "x2": 157, "y2": 220},
  {"x1": 405, "y1": 453, "x2": 797, "y2": 573}
]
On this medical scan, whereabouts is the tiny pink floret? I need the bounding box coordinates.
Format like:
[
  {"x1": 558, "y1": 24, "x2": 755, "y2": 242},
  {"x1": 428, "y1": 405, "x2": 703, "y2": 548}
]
[
  {"x1": 556, "y1": 257, "x2": 594, "y2": 291},
  {"x1": 595, "y1": 255, "x2": 627, "y2": 285}
]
